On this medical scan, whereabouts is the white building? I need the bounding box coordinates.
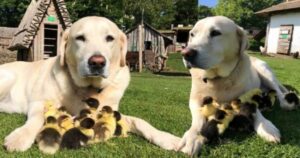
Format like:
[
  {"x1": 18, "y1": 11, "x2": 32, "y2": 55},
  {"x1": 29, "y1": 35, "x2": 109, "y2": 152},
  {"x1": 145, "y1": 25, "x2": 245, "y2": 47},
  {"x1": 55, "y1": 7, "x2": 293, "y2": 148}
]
[{"x1": 257, "y1": 0, "x2": 300, "y2": 55}]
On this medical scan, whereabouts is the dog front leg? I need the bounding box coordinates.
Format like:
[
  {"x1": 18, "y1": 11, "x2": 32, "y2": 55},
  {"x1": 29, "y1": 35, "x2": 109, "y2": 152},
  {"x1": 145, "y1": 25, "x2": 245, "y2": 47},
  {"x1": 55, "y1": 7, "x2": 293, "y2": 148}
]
[
  {"x1": 4, "y1": 101, "x2": 44, "y2": 152},
  {"x1": 123, "y1": 115, "x2": 180, "y2": 150},
  {"x1": 177, "y1": 99, "x2": 206, "y2": 156},
  {"x1": 253, "y1": 110, "x2": 281, "y2": 143}
]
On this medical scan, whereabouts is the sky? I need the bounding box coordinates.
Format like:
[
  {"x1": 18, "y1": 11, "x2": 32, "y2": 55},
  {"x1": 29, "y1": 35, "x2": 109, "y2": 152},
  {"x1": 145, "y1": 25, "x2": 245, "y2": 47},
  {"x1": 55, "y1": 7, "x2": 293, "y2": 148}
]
[{"x1": 198, "y1": 0, "x2": 218, "y2": 7}]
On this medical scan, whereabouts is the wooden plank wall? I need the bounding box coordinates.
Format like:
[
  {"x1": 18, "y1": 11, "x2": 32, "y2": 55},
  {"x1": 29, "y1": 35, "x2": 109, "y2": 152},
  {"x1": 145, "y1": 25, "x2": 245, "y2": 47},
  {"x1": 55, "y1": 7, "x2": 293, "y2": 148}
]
[{"x1": 127, "y1": 25, "x2": 166, "y2": 57}]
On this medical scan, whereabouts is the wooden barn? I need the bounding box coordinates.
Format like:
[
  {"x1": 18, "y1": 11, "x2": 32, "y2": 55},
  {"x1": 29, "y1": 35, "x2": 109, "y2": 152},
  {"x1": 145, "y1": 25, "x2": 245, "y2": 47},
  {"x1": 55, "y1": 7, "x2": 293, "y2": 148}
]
[
  {"x1": 256, "y1": 0, "x2": 300, "y2": 56},
  {"x1": 8, "y1": 0, "x2": 72, "y2": 61},
  {"x1": 126, "y1": 22, "x2": 173, "y2": 72}
]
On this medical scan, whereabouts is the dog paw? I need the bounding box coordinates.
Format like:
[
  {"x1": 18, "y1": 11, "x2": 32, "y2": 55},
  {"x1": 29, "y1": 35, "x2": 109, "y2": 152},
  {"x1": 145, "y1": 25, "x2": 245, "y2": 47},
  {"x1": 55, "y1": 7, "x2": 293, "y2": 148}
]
[
  {"x1": 154, "y1": 133, "x2": 181, "y2": 151},
  {"x1": 256, "y1": 119, "x2": 281, "y2": 143},
  {"x1": 176, "y1": 129, "x2": 205, "y2": 156},
  {"x1": 4, "y1": 127, "x2": 34, "y2": 152}
]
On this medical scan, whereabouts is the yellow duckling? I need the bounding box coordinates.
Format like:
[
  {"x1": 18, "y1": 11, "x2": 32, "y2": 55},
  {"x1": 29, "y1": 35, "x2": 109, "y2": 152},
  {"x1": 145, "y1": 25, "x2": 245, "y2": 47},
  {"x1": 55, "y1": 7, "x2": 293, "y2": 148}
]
[
  {"x1": 36, "y1": 116, "x2": 62, "y2": 154},
  {"x1": 93, "y1": 106, "x2": 116, "y2": 142},
  {"x1": 199, "y1": 96, "x2": 219, "y2": 118},
  {"x1": 113, "y1": 111, "x2": 129, "y2": 137}
]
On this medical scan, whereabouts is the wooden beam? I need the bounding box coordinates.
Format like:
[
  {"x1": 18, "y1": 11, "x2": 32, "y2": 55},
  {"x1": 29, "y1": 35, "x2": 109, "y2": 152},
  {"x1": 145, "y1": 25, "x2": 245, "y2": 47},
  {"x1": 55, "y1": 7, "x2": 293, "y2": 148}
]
[{"x1": 138, "y1": 24, "x2": 143, "y2": 72}]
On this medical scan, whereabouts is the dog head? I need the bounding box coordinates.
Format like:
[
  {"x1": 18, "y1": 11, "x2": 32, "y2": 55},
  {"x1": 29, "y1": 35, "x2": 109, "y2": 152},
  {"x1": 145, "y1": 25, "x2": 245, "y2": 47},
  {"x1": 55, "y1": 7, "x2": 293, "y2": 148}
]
[
  {"x1": 182, "y1": 16, "x2": 248, "y2": 77},
  {"x1": 59, "y1": 16, "x2": 127, "y2": 87}
]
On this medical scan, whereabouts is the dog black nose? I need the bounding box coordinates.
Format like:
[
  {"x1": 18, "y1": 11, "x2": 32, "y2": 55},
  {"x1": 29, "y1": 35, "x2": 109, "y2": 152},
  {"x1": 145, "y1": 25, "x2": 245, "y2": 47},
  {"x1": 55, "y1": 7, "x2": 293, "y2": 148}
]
[
  {"x1": 88, "y1": 55, "x2": 106, "y2": 69},
  {"x1": 181, "y1": 48, "x2": 197, "y2": 60}
]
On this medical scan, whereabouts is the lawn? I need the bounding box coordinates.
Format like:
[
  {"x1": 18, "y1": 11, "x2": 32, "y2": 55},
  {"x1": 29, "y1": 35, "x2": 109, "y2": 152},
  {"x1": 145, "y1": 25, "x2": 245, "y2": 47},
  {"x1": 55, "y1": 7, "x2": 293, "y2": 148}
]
[{"x1": 0, "y1": 52, "x2": 299, "y2": 157}]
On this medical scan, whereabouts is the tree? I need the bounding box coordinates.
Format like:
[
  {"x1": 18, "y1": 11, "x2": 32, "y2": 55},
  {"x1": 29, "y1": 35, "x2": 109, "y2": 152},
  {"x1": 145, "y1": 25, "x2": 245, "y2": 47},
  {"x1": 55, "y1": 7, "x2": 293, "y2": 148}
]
[
  {"x1": 123, "y1": 0, "x2": 175, "y2": 29},
  {"x1": 213, "y1": 0, "x2": 282, "y2": 28},
  {"x1": 198, "y1": 5, "x2": 213, "y2": 20},
  {"x1": 65, "y1": 0, "x2": 124, "y2": 27},
  {"x1": 0, "y1": 0, "x2": 30, "y2": 27},
  {"x1": 174, "y1": 0, "x2": 198, "y2": 25}
]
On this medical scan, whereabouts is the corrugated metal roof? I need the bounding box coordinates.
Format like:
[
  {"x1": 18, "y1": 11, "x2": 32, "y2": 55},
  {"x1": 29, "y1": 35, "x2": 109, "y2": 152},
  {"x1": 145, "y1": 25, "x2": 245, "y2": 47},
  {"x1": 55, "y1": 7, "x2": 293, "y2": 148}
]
[{"x1": 256, "y1": 0, "x2": 300, "y2": 16}]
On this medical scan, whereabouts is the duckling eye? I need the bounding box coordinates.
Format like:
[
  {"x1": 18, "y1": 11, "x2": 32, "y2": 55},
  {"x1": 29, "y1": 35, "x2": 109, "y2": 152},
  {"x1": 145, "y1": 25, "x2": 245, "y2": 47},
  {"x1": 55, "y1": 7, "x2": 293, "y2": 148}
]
[
  {"x1": 76, "y1": 35, "x2": 85, "y2": 42},
  {"x1": 210, "y1": 30, "x2": 222, "y2": 37},
  {"x1": 106, "y1": 35, "x2": 114, "y2": 42}
]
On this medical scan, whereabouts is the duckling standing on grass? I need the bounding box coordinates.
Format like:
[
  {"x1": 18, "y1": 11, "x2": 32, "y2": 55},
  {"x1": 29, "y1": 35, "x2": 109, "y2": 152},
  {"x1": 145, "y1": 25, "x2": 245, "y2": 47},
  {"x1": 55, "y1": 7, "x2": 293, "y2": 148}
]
[
  {"x1": 258, "y1": 90, "x2": 276, "y2": 111},
  {"x1": 199, "y1": 96, "x2": 219, "y2": 118},
  {"x1": 199, "y1": 98, "x2": 235, "y2": 141},
  {"x1": 60, "y1": 106, "x2": 96, "y2": 149},
  {"x1": 113, "y1": 111, "x2": 129, "y2": 137},
  {"x1": 238, "y1": 88, "x2": 263, "y2": 106},
  {"x1": 36, "y1": 116, "x2": 62, "y2": 155},
  {"x1": 229, "y1": 99, "x2": 256, "y2": 132},
  {"x1": 94, "y1": 106, "x2": 117, "y2": 142},
  {"x1": 44, "y1": 101, "x2": 59, "y2": 119}
]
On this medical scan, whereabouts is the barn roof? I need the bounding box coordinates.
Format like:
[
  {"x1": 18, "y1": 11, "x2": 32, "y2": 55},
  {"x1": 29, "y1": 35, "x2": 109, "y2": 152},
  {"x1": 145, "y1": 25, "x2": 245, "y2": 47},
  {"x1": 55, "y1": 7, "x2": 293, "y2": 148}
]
[
  {"x1": 8, "y1": 0, "x2": 72, "y2": 50},
  {"x1": 126, "y1": 22, "x2": 173, "y2": 43},
  {"x1": 0, "y1": 27, "x2": 17, "y2": 39},
  {"x1": 256, "y1": 0, "x2": 300, "y2": 16}
]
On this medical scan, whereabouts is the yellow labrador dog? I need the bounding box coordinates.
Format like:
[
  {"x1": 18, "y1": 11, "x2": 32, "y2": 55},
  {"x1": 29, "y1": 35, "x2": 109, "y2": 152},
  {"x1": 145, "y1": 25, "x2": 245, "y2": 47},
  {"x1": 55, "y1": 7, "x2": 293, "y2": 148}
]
[
  {"x1": 0, "y1": 16, "x2": 179, "y2": 152},
  {"x1": 177, "y1": 16, "x2": 299, "y2": 155}
]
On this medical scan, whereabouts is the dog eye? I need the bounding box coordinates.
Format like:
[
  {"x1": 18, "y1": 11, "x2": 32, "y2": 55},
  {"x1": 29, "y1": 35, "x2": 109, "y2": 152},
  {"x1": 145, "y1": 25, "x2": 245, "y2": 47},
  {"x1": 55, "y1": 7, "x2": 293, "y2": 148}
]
[
  {"x1": 190, "y1": 33, "x2": 194, "y2": 37},
  {"x1": 76, "y1": 35, "x2": 85, "y2": 42},
  {"x1": 210, "y1": 30, "x2": 222, "y2": 37},
  {"x1": 106, "y1": 35, "x2": 114, "y2": 42}
]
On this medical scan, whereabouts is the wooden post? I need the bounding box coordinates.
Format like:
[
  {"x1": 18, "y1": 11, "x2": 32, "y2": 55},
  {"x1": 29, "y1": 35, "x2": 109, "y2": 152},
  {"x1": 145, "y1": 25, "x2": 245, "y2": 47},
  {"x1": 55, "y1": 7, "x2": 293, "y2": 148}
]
[{"x1": 138, "y1": 24, "x2": 143, "y2": 72}]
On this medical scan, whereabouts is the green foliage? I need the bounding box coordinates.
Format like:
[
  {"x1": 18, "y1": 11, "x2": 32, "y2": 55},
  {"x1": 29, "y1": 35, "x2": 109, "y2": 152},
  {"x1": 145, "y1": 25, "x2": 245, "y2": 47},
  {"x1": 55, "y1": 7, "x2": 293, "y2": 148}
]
[
  {"x1": 0, "y1": 0, "x2": 199, "y2": 30},
  {"x1": 65, "y1": 0, "x2": 124, "y2": 27},
  {"x1": 248, "y1": 38, "x2": 264, "y2": 51},
  {"x1": 0, "y1": 0, "x2": 30, "y2": 27},
  {"x1": 198, "y1": 5, "x2": 213, "y2": 20},
  {"x1": 174, "y1": 0, "x2": 198, "y2": 26},
  {"x1": 213, "y1": 0, "x2": 282, "y2": 28},
  {"x1": 123, "y1": 0, "x2": 176, "y2": 29}
]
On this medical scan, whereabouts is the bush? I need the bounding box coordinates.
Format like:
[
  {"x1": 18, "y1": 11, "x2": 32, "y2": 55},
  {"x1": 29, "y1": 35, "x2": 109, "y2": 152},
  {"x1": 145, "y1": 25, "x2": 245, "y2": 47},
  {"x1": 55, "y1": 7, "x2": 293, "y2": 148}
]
[{"x1": 248, "y1": 38, "x2": 264, "y2": 51}]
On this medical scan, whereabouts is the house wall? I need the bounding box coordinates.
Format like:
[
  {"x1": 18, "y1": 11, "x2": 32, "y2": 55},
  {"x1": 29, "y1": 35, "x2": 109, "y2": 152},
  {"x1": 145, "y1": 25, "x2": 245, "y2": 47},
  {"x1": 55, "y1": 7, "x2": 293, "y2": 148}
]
[{"x1": 267, "y1": 11, "x2": 300, "y2": 54}]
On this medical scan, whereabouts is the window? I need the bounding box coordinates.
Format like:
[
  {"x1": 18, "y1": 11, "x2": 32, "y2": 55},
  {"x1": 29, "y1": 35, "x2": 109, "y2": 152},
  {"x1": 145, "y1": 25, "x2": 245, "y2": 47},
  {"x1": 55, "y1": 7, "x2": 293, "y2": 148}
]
[{"x1": 44, "y1": 24, "x2": 58, "y2": 59}]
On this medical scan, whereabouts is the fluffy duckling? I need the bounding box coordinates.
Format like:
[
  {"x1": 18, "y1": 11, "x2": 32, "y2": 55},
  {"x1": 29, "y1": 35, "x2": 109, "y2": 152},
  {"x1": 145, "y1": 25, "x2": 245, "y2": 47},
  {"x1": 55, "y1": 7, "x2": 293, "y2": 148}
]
[
  {"x1": 44, "y1": 101, "x2": 59, "y2": 119},
  {"x1": 61, "y1": 117, "x2": 95, "y2": 149},
  {"x1": 200, "y1": 109, "x2": 226, "y2": 141},
  {"x1": 200, "y1": 103, "x2": 236, "y2": 141},
  {"x1": 258, "y1": 90, "x2": 276, "y2": 111},
  {"x1": 113, "y1": 111, "x2": 129, "y2": 137},
  {"x1": 93, "y1": 106, "x2": 117, "y2": 142},
  {"x1": 36, "y1": 116, "x2": 62, "y2": 154},
  {"x1": 199, "y1": 96, "x2": 219, "y2": 118},
  {"x1": 58, "y1": 114, "x2": 74, "y2": 134},
  {"x1": 215, "y1": 103, "x2": 235, "y2": 135},
  {"x1": 229, "y1": 100, "x2": 256, "y2": 132},
  {"x1": 284, "y1": 92, "x2": 299, "y2": 107},
  {"x1": 239, "y1": 88, "x2": 263, "y2": 106}
]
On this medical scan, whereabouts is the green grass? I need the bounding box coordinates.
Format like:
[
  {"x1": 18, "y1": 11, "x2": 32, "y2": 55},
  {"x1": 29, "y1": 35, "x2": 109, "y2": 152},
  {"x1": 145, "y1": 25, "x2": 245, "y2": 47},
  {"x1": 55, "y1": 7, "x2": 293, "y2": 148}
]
[{"x1": 0, "y1": 52, "x2": 299, "y2": 157}]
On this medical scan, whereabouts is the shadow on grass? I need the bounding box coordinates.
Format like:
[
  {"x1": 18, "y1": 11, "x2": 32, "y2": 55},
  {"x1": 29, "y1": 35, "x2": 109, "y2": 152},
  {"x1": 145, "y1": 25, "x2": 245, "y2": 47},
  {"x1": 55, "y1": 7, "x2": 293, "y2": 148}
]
[{"x1": 156, "y1": 71, "x2": 190, "y2": 77}]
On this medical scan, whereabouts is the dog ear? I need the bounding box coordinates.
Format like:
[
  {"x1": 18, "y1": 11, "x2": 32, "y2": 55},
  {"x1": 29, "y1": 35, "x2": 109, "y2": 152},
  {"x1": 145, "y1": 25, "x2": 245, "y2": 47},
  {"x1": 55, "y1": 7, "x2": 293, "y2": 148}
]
[
  {"x1": 60, "y1": 28, "x2": 70, "y2": 67},
  {"x1": 119, "y1": 31, "x2": 128, "y2": 67},
  {"x1": 236, "y1": 26, "x2": 248, "y2": 54}
]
